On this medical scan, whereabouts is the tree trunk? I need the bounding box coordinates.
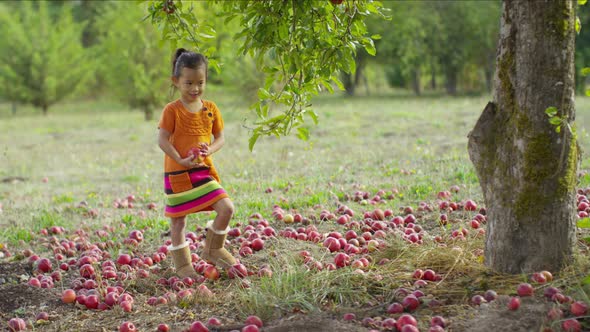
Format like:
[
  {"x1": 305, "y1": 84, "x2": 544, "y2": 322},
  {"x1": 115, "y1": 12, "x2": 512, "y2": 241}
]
[
  {"x1": 412, "y1": 68, "x2": 421, "y2": 96},
  {"x1": 444, "y1": 67, "x2": 458, "y2": 95},
  {"x1": 430, "y1": 61, "x2": 436, "y2": 90},
  {"x1": 467, "y1": 0, "x2": 578, "y2": 274},
  {"x1": 12, "y1": 102, "x2": 16, "y2": 115},
  {"x1": 144, "y1": 107, "x2": 153, "y2": 121},
  {"x1": 42, "y1": 104, "x2": 48, "y2": 116}
]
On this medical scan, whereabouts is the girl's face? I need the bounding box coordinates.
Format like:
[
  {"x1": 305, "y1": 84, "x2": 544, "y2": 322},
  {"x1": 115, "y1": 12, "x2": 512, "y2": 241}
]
[{"x1": 173, "y1": 66, "x2": 207, "y2": 103}]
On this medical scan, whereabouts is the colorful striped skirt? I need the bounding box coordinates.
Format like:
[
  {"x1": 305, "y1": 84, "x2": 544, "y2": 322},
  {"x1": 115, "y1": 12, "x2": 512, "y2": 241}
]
[{"x1": 164, "y1": 167, "x2": 228, "y2": 218}]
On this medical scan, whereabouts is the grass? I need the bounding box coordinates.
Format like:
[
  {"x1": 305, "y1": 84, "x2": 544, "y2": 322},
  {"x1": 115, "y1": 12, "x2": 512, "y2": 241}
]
[{"x1": 3, "y1": 91, "x2": 590, "y2": 330}]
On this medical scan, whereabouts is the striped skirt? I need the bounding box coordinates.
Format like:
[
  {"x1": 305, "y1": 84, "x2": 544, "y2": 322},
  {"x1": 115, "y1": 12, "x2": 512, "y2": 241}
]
[{"x1": 164, "y1": 167, "x2": 228, "y2": 218}]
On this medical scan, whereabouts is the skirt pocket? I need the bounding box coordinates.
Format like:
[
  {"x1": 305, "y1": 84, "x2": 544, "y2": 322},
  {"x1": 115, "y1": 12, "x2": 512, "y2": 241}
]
[{"x1": 168, "y1": 172, "x2": 193, "y2": 194}]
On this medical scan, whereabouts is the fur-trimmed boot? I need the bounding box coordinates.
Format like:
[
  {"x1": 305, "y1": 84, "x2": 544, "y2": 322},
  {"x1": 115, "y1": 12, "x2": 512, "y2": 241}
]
[
  {"x1": 201, "y1": 220, "x2": 237, "y2": 269},
  {"x1": 168, "y1": 242, "x2": 199, "y2": 278}
]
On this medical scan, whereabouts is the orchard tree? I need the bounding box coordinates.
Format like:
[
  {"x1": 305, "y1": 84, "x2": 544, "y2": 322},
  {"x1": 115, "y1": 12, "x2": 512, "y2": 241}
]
[
  {"x1": 96, "y1": 2, "x2": 170, "y2": 121},
  {"x1": 468, "y1": 0, "x2": 579, "y2": 273},
  {"x1": 145, "y1": 0, "x2": 386, "y2": 148},
  {"x1": 0, "y1": 2, "x2": 92, "y2": 115}
]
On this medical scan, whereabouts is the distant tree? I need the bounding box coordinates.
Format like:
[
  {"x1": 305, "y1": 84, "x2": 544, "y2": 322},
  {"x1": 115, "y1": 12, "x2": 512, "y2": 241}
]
[
  {"x1": 0, "y1": 2, "x2": 92, "y2": 115},
  {"x1": 96, "y1": 2, "x2": 169, "y2": 121}
]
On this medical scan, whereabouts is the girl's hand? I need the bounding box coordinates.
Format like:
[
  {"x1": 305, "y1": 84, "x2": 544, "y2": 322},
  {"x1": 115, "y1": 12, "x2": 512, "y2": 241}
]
[
  {"x1": 178, "y1": 152, "x2": 208, "y2": 169},
  {"x1": 198, "y1": 142, "x2": 210, "y2": 157}
]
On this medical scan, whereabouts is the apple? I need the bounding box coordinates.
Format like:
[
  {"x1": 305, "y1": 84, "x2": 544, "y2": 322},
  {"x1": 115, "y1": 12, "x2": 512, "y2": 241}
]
[
  {"x1": 120, "y1": 300, "x2": 133, "y2": 312},
  {"x1": 334, "y1": 253, "x2": 351, "y2": 268},
  {"x1": 430, "y1": 316, "x2": 446, "y2": 328},
  {"x1": 547, "y1": 307, "x2": 563, "y2": 321},
  {"x1": 396, "y1": 314, "x2": 418, "y2": 331},
  {"x1": 562, "y1": 319, "x2": 581, "y2": 332},
  {"x1": 105, "y1": 292, "x2": 120, "y2": 307},
  {"x1": 323, "y1": 237, "x2": 341, "y2": 253},
  {"x1": 540, "y1": 270, "x2": 553, "y2": 281},
  {"x1": 242, "y1": 325, "x2": 260, "y2": 332},
  {"x1": 157, "y1": 324, "x2": 170, "y2": 332},
  {"x1": 343, "y1": 313, "x2": 356, "y2": 321},
  {"x1": 471, "y1": 295, "x2": 486, "y2": 305},
  {"x1": 412, "y1": 269, "x2": 424, "y2": 279},
  {"x1": 543, "y1": 286, "x2": 560, "y2": 299},
  {"x1": 36, "y1": 312, "x2": 49, "y2": 322},
  {"x1": 571, "y1": 301, "x2": 588, "y2": 316},
  {"x1": 79, "y1": 264, "x2": 95, "y2": 279},
  {"x1": 283, "y1": 214, "x2": 294, "y2": 223},
  {"x1": 128, "y1": 230, "x2": 143, "y2": 242},
  {"x1": 28, "y1": 277, "x2": 41, "y2": 288},
  {"x1": 516, "y1": 283, "x2": 534, "y2": 297},
  {"x1": 483, "y1": 289, "x2": 498, "y2": 302},
  {"x1": 423, "y1": 269, "x2": 436, "y2": 281},
  {"x1": 387, "y1": 302, "x2": 404, "y2": 314},
  {"x1": 507, "y1": 296, "x2": 520, "y2": 310},
  {"x1": 117, "y1": 254, "x2": 132, "y2": 265},
  {"x1": 36, "y1": 258, "x2": 52, "y2": 273},
  {"x1": 464, "y1": 200, "x2": 477, "y2": 211},
  {"x1": 258, "y1": 267, "x2": 273, "y2": 278},
  {"x1": 204, "y1": 265, "x2": 220, "y2": 280},
  {"x1": 251, "y1": 238, "x2": 264, "y2": 251},
  {"x1": 330, "y1": 0, "x2": 344, "y2": 6},
  {"x1": 402, "y1": 294, "x2": 420, "y2": 311},
  {"x1": 8, "y1": 318, "x2": 26, "y2": 331},
  {"x1": 245, "y1": 315, "x2": 263, "y2": 328},
  {"x1": 85, "y1": 295, "x2": 99, "y2": 309},
  {"x1": 228, "y1": 264, "x2": 248, "y2": 279},
  {"x1": 119, "y1": 322, "x2": 137, "y2": 332}
]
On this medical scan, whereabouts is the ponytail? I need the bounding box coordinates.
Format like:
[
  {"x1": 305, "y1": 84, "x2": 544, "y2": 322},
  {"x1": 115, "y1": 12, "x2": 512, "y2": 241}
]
[
  {"x1": 172, "y1": 48, "x2": 188, "y2": 76},
  {"x1": 171, "y1": 48, "x2": 209, "y2": 78}
]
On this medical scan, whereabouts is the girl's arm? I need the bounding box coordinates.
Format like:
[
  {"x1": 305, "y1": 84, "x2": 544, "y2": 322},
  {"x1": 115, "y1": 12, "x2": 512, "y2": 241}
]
[
  {"x1": 158, "y1": 128, "x2": 201, "y2": 168},
  {"x1": 202, "y1": 131, "x2": 225, "y2": 156}
]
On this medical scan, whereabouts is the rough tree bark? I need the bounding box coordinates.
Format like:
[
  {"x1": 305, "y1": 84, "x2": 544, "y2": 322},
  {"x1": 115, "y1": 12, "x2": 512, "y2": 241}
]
[{"x1": 467, "y1": 0, "x2": 578, "y2": 274}]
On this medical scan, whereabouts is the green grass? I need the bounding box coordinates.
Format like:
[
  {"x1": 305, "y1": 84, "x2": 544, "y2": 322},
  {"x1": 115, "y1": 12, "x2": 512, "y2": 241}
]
[{"x1": 3, "y1": 92, "x2": 590, "y2": 330}]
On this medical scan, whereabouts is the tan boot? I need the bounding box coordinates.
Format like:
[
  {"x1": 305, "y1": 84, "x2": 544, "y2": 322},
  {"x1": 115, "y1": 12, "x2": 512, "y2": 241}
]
[
  {"x1": 168, "y1": 242, "x2": 199, "y2": 278},
  {"x1": 201, "y1": 220, "x2": 237, "y2": 270}
]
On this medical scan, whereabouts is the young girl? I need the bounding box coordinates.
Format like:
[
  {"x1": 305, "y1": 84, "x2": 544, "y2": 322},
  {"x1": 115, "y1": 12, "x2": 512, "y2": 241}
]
[{"x1": 158, "y1": 48, "x2": 237, "y2": 278}]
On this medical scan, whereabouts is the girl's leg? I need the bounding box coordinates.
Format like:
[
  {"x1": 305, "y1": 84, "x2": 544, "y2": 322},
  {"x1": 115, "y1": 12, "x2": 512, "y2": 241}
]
[
  {"x1": 168, "y1": 216, "x2": 197, "y2": 278},
  {"x1": 202, "y1": 198, "x2": 236, "y2": 269},
  {"x1": 170, "y1": 216, "x2": 186, "y2": 246},
  {"x1": 211, "y1": 198, "x2": 234, "y2": 230}
]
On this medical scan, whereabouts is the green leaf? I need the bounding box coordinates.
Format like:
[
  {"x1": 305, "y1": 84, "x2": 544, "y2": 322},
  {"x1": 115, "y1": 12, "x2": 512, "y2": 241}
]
[
  {"x1": 576, "y1": 16, "x2": 582, "y2": 34},
  {"x1": 248, "y1": 131, "x2": 260, "y2": 151},
  {"x1": 579, "y1": 0, "x2": 587, "y2": 5},
  {"x1": 582, "y1": 67, "x2": 590, "y2": 76},
  {"x1": 296, "y1": 127, "x2": 309, "y2": 141},
  {"x1": 305, "y1": 110, "x2": 319, "y2": 125},
  {"x1": 556, "y1": 126, "x2": 561, "y2": 133},
  {"x1": 371, "y1": 34, "x2": 382, "y2": 40},
  {"x1": 258, "y1": 88, "x2": 271, "y2": 99},
  {"x1": 577, "y1": 217, "x2": 590, "y2": 228},
  {"x1": 583, "y1": 236, "x2": 590, "y2": 244},
  {"x1": 586, "y1": 89, "x2": 590, "y2": 97},
  {"x1": 545, "y1": 107, "x2": 558, "y2": 117},
  {"x1": 582, "y1": 274, "x2": 590, "y2": 285},
  {"x1": 549, "y1": 117, "x2": 562, "y2": 126}
]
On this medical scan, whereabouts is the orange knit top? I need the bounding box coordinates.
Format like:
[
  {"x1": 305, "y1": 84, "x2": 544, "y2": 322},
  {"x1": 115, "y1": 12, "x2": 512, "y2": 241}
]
[{"x1": 158, "y1": 99, "x2": 224, "y2": 182}]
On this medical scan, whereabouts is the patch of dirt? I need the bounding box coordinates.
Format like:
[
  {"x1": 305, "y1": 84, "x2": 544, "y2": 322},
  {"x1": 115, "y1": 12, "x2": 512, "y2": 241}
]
[
  {"x1": 453, "y1": 295, "x2": 554, "y2": 332},
  {"x1": 0, "y1": 283, "x2": 59, "y2": 316},
  {"x1": 0, "y1": 260, "x2": 31, "y2": 285},
  {"x1": 263, "y1": 314, "x2": 369, "y2": 332}
]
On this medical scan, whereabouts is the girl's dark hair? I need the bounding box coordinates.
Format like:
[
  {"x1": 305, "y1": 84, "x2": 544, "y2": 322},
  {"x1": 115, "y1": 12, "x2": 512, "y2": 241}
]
[{"x1": 171, "y1": 48, "x2": 208, "y2": 78}]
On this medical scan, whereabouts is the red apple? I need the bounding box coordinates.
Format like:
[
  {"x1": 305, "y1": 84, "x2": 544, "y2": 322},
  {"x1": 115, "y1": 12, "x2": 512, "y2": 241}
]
[
  {"x1": 562, "y1": 319, "x2": 581, "y2": 332},
  {"x1": 157, "y1": 324, "x2": 170, "y2": 332},
  {"x1": 189, "y1": 321, "x2": 209, "y2": 332},
  {"x1": 117, "y1": 254, "x2": 132, "y2": 266},
  {"x1": 85, "y1": 295, "x2": 99, "y2": 309},
  {"x1": 204, "y1": 265, "x2": 220, "y2": 280},
  {"x1": 119, "y1": 322, "x2": 137, "y2": 332},
  {"x1": 471, "y1": 295, "x2": 486, "y2": 306},
  {"x1": 483, "y1": 289, "x2": 498, "y2": 302},
  {"x1": 228, "y1": 264, "x2": 248, "y2": 279},
  {"x1": 36, "y1": 312, "x2": 49, "y2": 322},
  {"x1": 334, "y1": 253, "x2": 350, "y2": 268},
  {"x1": 430, "y1": 316, "x2": 446, "y2": 328},
  {"x1": 464, "y1": 200, "x2": 477, "y2": 211},
  {"x1": 507, "y1": 296, "x2": 520, "y2": 310},
  {"x1": 36, "y1": 258, "x2": 52, "y2": 273},
  {"x1": 242, "y1": 325, "x2": 260, "y2": 332},
  {"x1": 245, "y1": 315, "x2": 263, "y2": 328},
  {"x1": 516, "y1": 283, "x2": 534, "y2": 297},
  {"x1": 251, "y1": 238, "x2": 264, "y2": 251},
  {"x1": 571, "y1": 301, "x2": 588, "y2": 316},
  {"x1": 120, "y1": 300, "x2": 133, "y2": 312},
  {"x1": 8, "y1": 318, "x2": 26, "y2": 331},
  {"x1": 402, "y1": 294, "x2": 420, "y2": 311},
  {"x1": 396, "y1": 314, "x2": 418, "y2": 331},
  {"x1": 343, "y1": 313, "x2": 356, "y2": 321},
  {"x1": 387, "y1": 302, "x2": 404, "y2": 314}
]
